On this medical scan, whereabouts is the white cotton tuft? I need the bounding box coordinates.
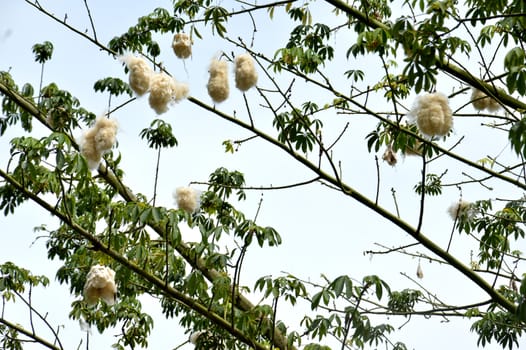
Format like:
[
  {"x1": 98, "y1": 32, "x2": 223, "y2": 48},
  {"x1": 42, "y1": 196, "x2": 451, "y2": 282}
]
[
  {"x1": 93, "y1": 117, "x2": 118, "y2": 153},
  {"x1": 173, "y1": 80, "x2": 190, "y2": 102},
  {"x1": 172, "y1": 33, "x2": 192, "y2": 59},
  {"x1": 234, "y1": 53, "x2": 258, "y2": 91},
  {"x1": 174, "y1": 187, "x2": 201, "y2": 213},
  {"x1": 189, "y1": 331, "x2": 206, "y2": 345},
  {"x1": 83, "y1": 264, "x2": 117, "y2": 305},
  {"x1": 80, "y1": 117, "x2": 118, "y2": 170},
  {"x1": 448, "y1": 200, "x2": 472, "y2": 220},
  {"x1": 410, "y1": 92, "x2": 452, "y2": 137},
  {"x1": 80, "y1": 128, "x2": 101, "y2": 170},
  {"x1": 416, "y1": 262, "x2": 424, "y2": 279},
  {"x1": 471, "y1": 88, "x2": 489, "y2": 111},
  {"x1": 148, "y1": 73, "x2": 189, "y2": 114},
  {"x1": 471, "y1": 88, "x2": 501, "y2": 112},
  {"x1": 121, "y1": 55, "x2": 153, "y2": 96},
  {"x1": 207, "y1": 59, "x2": 229, "y2": 103},
  {"x1": 382, "y1": 145, "x2": 397, "y2": 166}
]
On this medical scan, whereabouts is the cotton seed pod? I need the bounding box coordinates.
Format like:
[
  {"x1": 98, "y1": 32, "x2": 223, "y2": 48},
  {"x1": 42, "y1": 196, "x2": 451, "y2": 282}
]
[
  {"x1": 174, "y1": 187, "x2": 200, "y2": 213},
  {"x1": 80, "y1": 128, "x2": 102, "y2": 170},
  {"x1": 234, "y1": 53, "x2": 258, "y2": 91},
  {"x1": 83, "y1": 265, "x2": 117, "y2": 305},
  {"x1": 93, "y1": 117, "x2": 118, "y2": 153},
  {"x1": 189, "y1": 331, "x2": 208, "y2": 345},
  {"x1": 412, "y1": 92, "x2": 453, "y2": 137},
  {"x1": 172, "y1": 33, "x2": 192, "y2": 59},
  {"x1": 471, "y1": 88, "x2": 501, "y2": 112},
  {"x1": 94, "y1": 127, "x2": 117, "y2": 153},
  {"x1": 173, "y1": 80, "x2": 190, "y2": 102},
  {"x1": 416, "y1": 262, "x2": 424, "y2": 279},
  {"x1": 471, "y1": 88, "x2": 489, "y2": 111},
  {"x1": 486, "y1": 96, "x2": 501, "y2": 112},
  {"x1": 207, "y1": 59, "x2": 229, "y2": 103},
  {"x1": 149, "y1": 73, "x2": 177, "y2": 114},
  {"x1": 382, "y1": 145, "x2": 397, "y2": 166},
  {"x1": 448, "y1": 200, "x2": 472, "y2": 220},
  {"x1": 122, "y1": 55, "x2": 152, "y2": 96}
]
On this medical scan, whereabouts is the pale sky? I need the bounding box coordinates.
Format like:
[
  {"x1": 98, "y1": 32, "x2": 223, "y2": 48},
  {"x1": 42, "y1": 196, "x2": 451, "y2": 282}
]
[{"x1": 0, "y1": 1, "x2": 523, "y2": 349}]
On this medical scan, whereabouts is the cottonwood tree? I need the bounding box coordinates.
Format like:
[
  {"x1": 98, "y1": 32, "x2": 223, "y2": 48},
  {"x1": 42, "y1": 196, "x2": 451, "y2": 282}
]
[{"x1": 1, "y1": 0, "x2": 526, "y2": 349}]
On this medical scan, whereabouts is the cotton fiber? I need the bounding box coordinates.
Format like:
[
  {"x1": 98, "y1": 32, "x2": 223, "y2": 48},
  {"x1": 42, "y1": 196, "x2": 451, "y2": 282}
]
[
  {"x1": 207, "y1": 59, "x2": 229, "y2": 103},
  {"x1": 174, "y1": 187, "x2": 200, "y2": 213},
  {"x1": 83, "y1": 264, "x2": 117, "y2": 305},
  {"x1": 234, "y1": 53, "x2": 258, "y2": 91},
  {"x1": 172, "y1": 33, "x2": 192, "y2": 59},
  {"x1": 410, "y1": 93, "x2": 452, "y2": 137},
  {"x1": 121, "y1": 55, "x2": 152, "y2": 96}
]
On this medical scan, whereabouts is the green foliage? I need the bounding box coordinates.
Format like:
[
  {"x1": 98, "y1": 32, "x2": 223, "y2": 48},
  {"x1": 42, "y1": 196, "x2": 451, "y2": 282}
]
[
  {"x1": 0, "y1": 262, "x2": 49, "y2": 300},
  {"x1": 93, "y1": 77, "x2": 133, "y2": 97},
  {"x1": 273, "y1": 108, "x2": 322, "y2": 153},
  {"x1": 3, "y1": 0, "x2": 526, "y2": 349},
  {"x1": 0, "y1": 326, "x2": 22, "y2": 350},
  {"x1": 470, "y1": 310, "x2": 524, "y2": 350},
  {"x1": 207, "y1": 167, "x2": 246, "y2": 201},
  {"x1": 203, "y1": 6, "x2": 228, "y2": 37},
  {"x1": 387, "y1": 289, "x2": 421, "y2": 314},
  {"x1": 349, "y1": 28, "x2": 391, "y2": 56},
  {"x1": 274, "y1": 23, "x2": 334, "y2": 74},
  {"x1": 509, "y1": 117, "x2": 526, "y2": 158},
  {"x1": 40, "y1": 82, "x2": 96, "y2": 131},
  {"x1": 32, "y1": 41, "x2": 54, "y2": 64},
  {"x1": 139, "y1": 119, "x2": 178, "y2": 149},
  {"x1": 0, "y1": 72, "x2": 33, "y2": 134},
  {"x1": 504, "y1": 47, "x2": 526, "y2": 95},
  {"x1": 70, "y1": 297, "x2": 154, "y2": 349},
  {"x1": 414, "y1": 173, "x2": 443, "y2": 196}
]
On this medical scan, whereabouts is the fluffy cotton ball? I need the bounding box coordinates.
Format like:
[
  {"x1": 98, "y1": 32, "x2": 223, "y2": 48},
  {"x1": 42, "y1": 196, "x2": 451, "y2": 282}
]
[
  {"x1": 94, "y1": 127, "x2": 117, "y2": 152},
  {"x1": 173, "y1": 80, "x2": 190, "y2": 102},
  {"x1": 382, "y1": 145, "x2": 397, "y2": 166},
  {"x1": 121, "y1": 55, "x2": 152, "y2": 96},
  {"x1": 448, "y1": 200, "x2": 472, "y2": 220},
  {"x1": 148, "y1": 73, "x2": 189, "y2": 114},
  {"x1": 93, "y1": 117, "x2": 118, "y2": 153},
  {"x1": 471, "y1": 88, "x2": 501, "y2": 112},
  {"x1": 189, "y1": 331, "x2": 207, "y2": 345},
  {"x1": 234, "y1": 53, "x2": 258, "y2": 91},
  {"x1": 80, "y1": 117, "x2": 118, "y2": 169},
  {"x1": 172, "y1": 33, "x2": 192, "y2": 59},
  {"x1": 207, "y1": 59, "x2": 229, "y2": 103},
  {"x1": 80, "y1": 128, "x2": 102, "y2": 170},
  {"x1": 83, "y1": 265, "x2": 117, "y2": 305},
  {"x1": 174, "y1": 187, "x2": 200, "y2": 213},
  {"x1": 149, "y1": 73, "x2": 177, "y2": 114},
  {"x1": 471, "y1": 88, "x2": 489, "y2": 111},
  {"x1": 411, "y1": 93, "x2": 452, "y2": 137},
  {"x1": 486, "y1": 99, "x2": 501, "y2": 111}
]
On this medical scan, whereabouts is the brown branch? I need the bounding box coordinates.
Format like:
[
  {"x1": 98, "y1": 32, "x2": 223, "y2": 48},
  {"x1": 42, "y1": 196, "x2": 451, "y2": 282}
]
[
  {"x1": 0, "y1": 169, "x2": 268, "y2": 350},
  {"x1": 0, "y1": 318, "x2": 61, "y2": 350}
]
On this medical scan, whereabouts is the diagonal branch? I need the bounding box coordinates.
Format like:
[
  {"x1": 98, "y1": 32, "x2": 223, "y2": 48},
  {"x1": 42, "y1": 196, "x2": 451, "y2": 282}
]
[
  {"x1": 187, "y1": 95, "x2": 518, "y2": 315},
  {"x1": 0, "y1": 80, "x2": 295, "y2": 350},
  {"x1": 0, "y1": 317, "x2": 61, "y2": 350},
  {"x1": 0, "y1": 168, "x2": 269, "y2": 350},
  {"x1": 323, "y1": 0, "x2": 526, "y2": 112}
]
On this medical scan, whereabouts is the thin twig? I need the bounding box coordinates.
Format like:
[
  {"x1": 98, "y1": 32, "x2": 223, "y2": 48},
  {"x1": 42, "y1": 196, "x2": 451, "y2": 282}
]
[{"x1": 82, "y1": 0, "x2": 97, "y2": 41}]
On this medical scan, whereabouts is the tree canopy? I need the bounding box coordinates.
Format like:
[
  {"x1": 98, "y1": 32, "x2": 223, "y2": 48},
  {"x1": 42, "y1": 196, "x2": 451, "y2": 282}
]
[{"x1": 1, "y1": 0, "x2": 526, "y2": 349}]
